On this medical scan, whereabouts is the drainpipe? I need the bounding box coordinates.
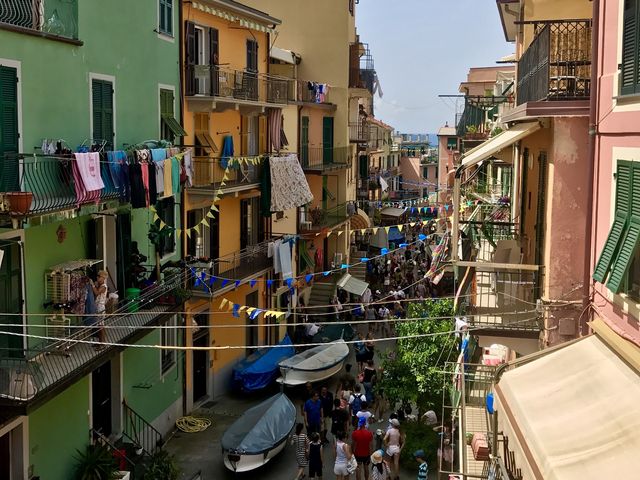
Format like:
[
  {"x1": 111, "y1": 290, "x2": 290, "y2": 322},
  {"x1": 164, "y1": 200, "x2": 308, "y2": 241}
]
[{"x1": 583, "y1": 0, "x2": 600, "y2": 335}]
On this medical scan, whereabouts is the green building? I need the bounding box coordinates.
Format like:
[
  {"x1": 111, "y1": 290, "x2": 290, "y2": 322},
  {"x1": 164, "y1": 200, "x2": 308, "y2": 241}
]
[{"x1": 0, "y1": 1, "x2": 186, "y2": 478}]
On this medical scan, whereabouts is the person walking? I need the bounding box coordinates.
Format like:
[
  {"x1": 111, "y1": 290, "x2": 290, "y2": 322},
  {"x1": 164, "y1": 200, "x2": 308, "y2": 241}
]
[
  {"x1": 370, "y1": 450, "x2": 391, "y2": 480},
  {"x1": 362, "y1": 359, "x2": 377, "y2": 404},
  {"x1": 331, "y1": 398, "x2": 350, "y2": 440},
  {"x1": 349, "y1": 386, "x2": 367, "y2": 428},
  {"x1": 352, "y1": 417, "x2": 374, "y2": 480},
  {"x1": 308, "y1": 432, "x2": 323, "y2": 479},
  {"x1": 291, "y1": 423, "x2": 308, "y2": 480},
  {"x1": 334, "y1": 431, "x2": 354, "y2": 480},
  {"x1": 319, "y1": 386, "x2": 334, "y2": 444},
  {"x1": 304, "y1": 391, "x2": 323, "y2": 435},
  {"x1": 384, "y1": 419, "x2": 404, "y2": 480},
  {"x1": 414, "y1": 449, "x2": 428, "y2": 480}
]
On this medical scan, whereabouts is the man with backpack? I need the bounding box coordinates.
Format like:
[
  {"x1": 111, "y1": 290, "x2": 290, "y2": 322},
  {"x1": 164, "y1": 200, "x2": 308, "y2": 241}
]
[{"x1": 349, "y1": 385, "x2": 367, "y2": 428}]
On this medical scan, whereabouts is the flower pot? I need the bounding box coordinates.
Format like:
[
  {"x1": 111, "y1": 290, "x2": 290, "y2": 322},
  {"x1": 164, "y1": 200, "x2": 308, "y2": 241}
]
[{"x1": 6, "y1": 192, "x2": 33, "y2": 214}]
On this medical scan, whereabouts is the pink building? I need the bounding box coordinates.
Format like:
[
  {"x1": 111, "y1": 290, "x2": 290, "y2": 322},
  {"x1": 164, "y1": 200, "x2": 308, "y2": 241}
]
[{"x1": 437, "y1": 125, "x2": 457, "y2": 205}]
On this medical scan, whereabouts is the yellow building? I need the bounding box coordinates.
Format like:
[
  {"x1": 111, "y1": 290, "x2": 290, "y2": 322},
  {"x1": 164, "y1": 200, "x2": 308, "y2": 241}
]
[{"x1": 180, "y1": 0, "x2": 286, "y2": 406}]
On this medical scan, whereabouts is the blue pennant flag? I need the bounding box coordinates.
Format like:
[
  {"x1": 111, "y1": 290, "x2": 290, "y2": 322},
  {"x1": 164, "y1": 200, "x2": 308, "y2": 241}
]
[
  {"x1": 361, "y1": 257, "x2": 369, "y2": 262},
  {"x1": 412, "y1": 207, "x2": 416, "y2": 213},
  {"x1": 341, "y1": 264, "x2": 348, "y2": 269},
  {"x1": 445, "y1": 204, "x2": 449, "y2": 211},
  {"x1": 267, "y1": 279, "x2": 274, "y2": 288},
  {"x1": 194, "y1": 278, "x2": 201, "y2": 287},
  {"x1": 202, "y1": 284, "x2": 209, "y2": 293},
  {"x1": 209, "y1": 276, "x2": 217, "y2": 286},
  {"x1": 234, "y1": 280, "x2": 241, "y2": 288},
  {"x1": 250, "y1": 279, "x2": 257, "y2": 288},
  {"x1": 200, "y1": 271, "x2": 206, "y2": 280},
  {"x1": 399, "y1": 243, "x2": 408, "y2": 248},
  {"x1": 323, "y1": 271, "x2": 331, "y2": 277},
  {"x1": 285, "y1": 278, "x2": 293, "y2": 288},
  {"x1": 232, "y1": 304, "x2": 240, "y2": 318},
  {"x1": 418, "y1": 234, "x2": 427, "y2": 241},
  {"x1": 305, "y1": 274, "x2": 313, "y2": 283},
  {"x1": 221, "y1": 279, "x2": 229, "y2": 288},
  {"x1": 249, "y1": 309, "x2": 262, "y2": 320},
  {"x1": 381, "y1": 248, "x2": 389, "y2": 255}
]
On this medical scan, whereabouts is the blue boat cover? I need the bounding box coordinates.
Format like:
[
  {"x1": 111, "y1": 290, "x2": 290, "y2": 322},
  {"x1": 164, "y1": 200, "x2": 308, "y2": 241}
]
[
  {"x1": 388, "y1": 227, "x2": 405, "y2": 243},
  {"x1": 221, "y1": 393, "x2": 296, "y2": 454},
  {"x1": 233, "y1": 335, "x2": 295, "y2": 392}
]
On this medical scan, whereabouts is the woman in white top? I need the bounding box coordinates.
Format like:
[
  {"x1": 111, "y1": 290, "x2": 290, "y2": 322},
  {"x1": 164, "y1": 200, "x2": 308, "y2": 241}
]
[
  {"x1": 334, "y1": 430, "x2": 353, "y2": 479},
  {"x1": 91, "y1": 270, "x2": 108, "y2": 347},
  {"x1": 384, "y1": 419, "x2": 404, "y2": 480}
]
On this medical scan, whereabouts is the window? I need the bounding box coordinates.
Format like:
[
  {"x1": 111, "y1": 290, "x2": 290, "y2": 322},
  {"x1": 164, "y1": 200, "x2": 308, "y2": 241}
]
[
  {"x1": 156, "y1": 198, "x2": 176, "y2": 257},
  {"x1": 621, "y1": 0, "x2": 640, "y2": 95},
  {"x1": 593, "y1": 161, "x2": 640, "y2": 294},
  {"x1": 240, "y1": 198, "x2": 262, "y2": 250},
  {"x1": 0, "y1": 65, "x2": 19, "y2": 191},
  {"x1": 246, "y1": 40, "x2": 258, "y2": 72},
  {"x1": 161, "y1": 315, "x2": 177, "y2": 375},
  {"x1": 159, "y1": 88, "x2": 186, "y2": 142},
  {"x1": 158, "y1": 0, "x2": 173, "y2": 36},
  {"x1": 92, "y1": 79, "x2": 114, "y2": 150},
  {"x1": 0, "y1": 240, "x2": 23, "y2": 358}
]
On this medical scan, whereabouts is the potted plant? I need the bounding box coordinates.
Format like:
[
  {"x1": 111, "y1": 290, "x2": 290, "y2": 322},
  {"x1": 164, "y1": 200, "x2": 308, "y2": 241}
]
[
  {"x1": 73, "y1": 444, "x2": 120, "y2": 480},
  {"x1": 143, "y1": 449, "x2": 179, "y2": 480},
  {"x1": 309, "y1": 206, "x2": 325, "y2": 226},
  {"x1": 5, "y1": 191, "x2": 33, "y2": 215}
]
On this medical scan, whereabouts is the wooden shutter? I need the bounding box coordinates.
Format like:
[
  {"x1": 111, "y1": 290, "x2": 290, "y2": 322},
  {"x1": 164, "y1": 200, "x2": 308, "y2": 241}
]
[
  {"x1": 259, "y1": 115, "x2": 266, "y2": 154},
  {"x1": 0, "y1": 241, "x2": 23, "y2": 356},
  {"x1": 185, "y1": 21, "x2": 196, "y2": 96},
  {"x1": 534, "y1": 153, "x2": 547, "y2": 267},
  {"x1": 247, "y1": 40, "x2": 258, "y2": 72},
  {"x1": 0, "y1": 66, "x2": 19, "y2": 191},
  {"x1": 209, "y1": 28, "x2": 219, "y2": 96},
  {"x1": 241, "y1": 116, "x2": 249, "y2": 155},
  {"x1": 92, "y1": 80, "x2": 114, "y2": 150},
  {"x1": 621, "y1": 0, "x2": 639, "y2": 95},
  {"x1": 301, "y1": 116, "x2": 309, "y2": 166},
  {"x1": 322, "y1": 117, "x2": 334, "y2": 165}
]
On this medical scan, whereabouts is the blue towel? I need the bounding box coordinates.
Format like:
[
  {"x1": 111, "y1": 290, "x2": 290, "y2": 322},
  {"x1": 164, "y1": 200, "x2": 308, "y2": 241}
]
[
  {"x1": 84, "y1": 283, "x2": 98, "y2": 326},
  {"x1": 151, "y1": 148, "x2": 168, "y2": 162},
  {"x1": 220, "y1": 135, "x2": 234, "y2": 170}
]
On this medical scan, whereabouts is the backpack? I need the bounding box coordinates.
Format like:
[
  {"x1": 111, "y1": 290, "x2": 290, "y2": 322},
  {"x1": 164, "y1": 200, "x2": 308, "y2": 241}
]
[{"x1": 351, "y1": 394, "x2": 365, "y2": 415}]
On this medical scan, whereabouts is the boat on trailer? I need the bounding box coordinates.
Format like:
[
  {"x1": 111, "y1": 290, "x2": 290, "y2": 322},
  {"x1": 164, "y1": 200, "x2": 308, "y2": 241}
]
[
  {"x1": 221, "y1": 393, "x2": 296, "y2": 472},
  {"x1": 277, "y1": 339, "x2": 350, "y2": 386}
]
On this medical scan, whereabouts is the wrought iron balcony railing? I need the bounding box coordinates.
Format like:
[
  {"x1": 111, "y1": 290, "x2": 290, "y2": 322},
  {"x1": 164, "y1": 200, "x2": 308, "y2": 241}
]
[
  {"x1": 185, "y1": 65, "x2": 290, "y2": 105},
  {"x1": 300, "y1": 146, "x2": 350, "y2": 172},
  {"x1": 0, "y1": 154, "x2": 122, "y2": 216},
  {"x1": 517, "y1": 19, "x2": 592, "y2": 104},
  {"x1": 0, "y1": 271, "x2": 183, "y2": 405},
  {"x1": 0, "y1": 0, "x2": 79, "y2": 41},
  {"x1": 349, "y1": 122, "x2": 370, "y2": 143},
  {"x1": 190, "y1": 157, "x2": 261, "y2": 190},
  {"x1": 295, "y1": 80, "x2": 333, "y2": 104},
  {"x1": 299, "y1": 202, "x2": 351, "y2": 231}
]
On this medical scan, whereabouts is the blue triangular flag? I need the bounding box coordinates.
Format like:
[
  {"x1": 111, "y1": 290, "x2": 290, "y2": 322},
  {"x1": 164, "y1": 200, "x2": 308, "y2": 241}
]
[
  {"x1": 323, "y1": 271, "x2": 331, "y2": 277},
  {"x1": 267, "y1": 279, "x2": 274, "y2": 288},
  {"x1": 234, "y1": 280, "x2": 241, "y2": 288},
  {"x1": 399, "y1": 243, "x2": 408, "y2": 248},
  {"x1": 200, "y1": 271, "x2": 206, "y2": 280},
  {"x1": 194, "y1": 278, "x2": 201, "y2": 287},
  {"x1": 341, "y1": 263, "x2": 348, "y2": 269},
  {"x1": 232, "y1": 304, "x2": 240, "y2": 318},
  {"x1": 250, "y1": 279, "x2": 257, "y2": 288},
  {"x1": 361, "y1": 257, "x2": 369, "y2": 262},
  {"x1": 285, "y1": 278, "x2": 293, "y2": 288},
  {"x1": 418, "y1": 234, "x2": 427, "y2": 241},
  {"x1": 209, "y1": 276, "x2": 215, "y2": 286},
  {"x1": 249, "y1": 309, "x2": 262, "y2": 320},
  {"x1": 221, "y1": 279, "x2": 229, "y2": 287},
  {"x1": 305, "y1": 274, "x2": 313, "y2": 283},
  {"x1": 381, "y1": 248, "x2": 389, "y2": 255},
  {"x1": 445, "y1": 204, "x2": 449, "y2": 211}
]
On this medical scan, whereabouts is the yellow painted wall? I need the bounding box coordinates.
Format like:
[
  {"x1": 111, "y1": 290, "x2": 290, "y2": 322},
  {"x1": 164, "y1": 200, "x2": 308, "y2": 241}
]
[
  {"x1": 307, "y1": 175, "x2": 323, "y2": 209},
  {"x1": 217, "y1": 196, "x2": 241, "y2": 257},
  {"x1": 520, "y1": 0, "x2": 592, "y2": 50}
]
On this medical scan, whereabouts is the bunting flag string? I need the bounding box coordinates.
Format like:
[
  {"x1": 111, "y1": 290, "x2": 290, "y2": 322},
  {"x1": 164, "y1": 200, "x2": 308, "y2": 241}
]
[{"x1": 219, "y1": 297, "x2": 287, "y2": 321}]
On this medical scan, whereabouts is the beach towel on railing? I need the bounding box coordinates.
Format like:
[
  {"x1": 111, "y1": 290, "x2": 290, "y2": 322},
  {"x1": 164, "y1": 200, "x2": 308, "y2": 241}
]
[
  {"x1": 269, "y1": 154, "x2": 313, "y2": 212},
  {"x1": 72, "y1": 153, "x2": 102, "y2": 205}
]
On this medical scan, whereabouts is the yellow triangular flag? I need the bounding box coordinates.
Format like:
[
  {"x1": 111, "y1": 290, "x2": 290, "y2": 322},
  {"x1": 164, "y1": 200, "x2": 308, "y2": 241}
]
[
  {"x1": 327, "y1": 231, "x2": 333, "y2": 238},
  {"x1": 222, "y1": 173, "x2": 229, "y2": 181},
  {"x1": 220, "y1": 181, "x2": 226, "y2": 187},
  {"x1": 398, "y1": 225, "x2": 404, "y2": 232},
  {"x1": 384, "y1": 226, "x2": 390, "y2": 234},
  {"x1": 202, "y1": 218, "x2": 209, "y2": 228},
  {"x1": 338, "y1": 230, "x2": 344, "y2": 236},
  {"x1": 422, "y1": 220, "x2": 429, "y2": 225},
  {"x1": 227, "y1": 302, "x2": 234, "y2": 312},
  {"x1": 207, "y1": 210, "x2": 216, "y2": 218},
  {"x1": 185, "y1": 229, "x2": 191, "y2": 238},
  {"x1": 410, "y1": 222, "x2": 416, "y2": 227},
  {"x1": 239, "y1": 306, "x2": 247, "y2": 312},
  {"x1": 159, "y1": 221, "x2": 166, "y2": 230},
  {"x1": 360, "y1": 229, "x2": 366, "y2": 235},
  {"x1": 193, "y1": 224, "x2": 200, "y2": 235},
  {"x1": 175, "y1": 228, "x2": 181, "y2": 236},
  {"x1": 150, "y1": 205, "x2": 157, "y2": 213},
  {"x1": 153, "y1": 213, "x2": 160, "y2": 222},
  {"x1": 220, "y1": 298, "x2": 229, "y2": 309},
  {"x1": 246, "y1": 307, "x2": 255, "y2": 315},
  {"x1": 372, "y1": 228, "x2": 379, "y2": 234}
]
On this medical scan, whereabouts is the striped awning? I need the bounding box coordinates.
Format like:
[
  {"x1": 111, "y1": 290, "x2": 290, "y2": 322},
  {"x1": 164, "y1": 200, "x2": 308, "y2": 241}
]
[{"x1": 192, "y1": 2, "x2": 277, "y2": 35}]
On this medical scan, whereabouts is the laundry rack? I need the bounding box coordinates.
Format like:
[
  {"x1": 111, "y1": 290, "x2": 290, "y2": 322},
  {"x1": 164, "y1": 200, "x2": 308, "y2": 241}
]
[{"x1": 45, "y1": 259, "x2": 103, "y2": 355}]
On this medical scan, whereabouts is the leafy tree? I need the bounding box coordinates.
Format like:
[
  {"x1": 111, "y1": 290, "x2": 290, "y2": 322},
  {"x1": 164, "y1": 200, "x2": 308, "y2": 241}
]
[{"x1": 377, "y1": 298, "x2": 456, "y2": 414}]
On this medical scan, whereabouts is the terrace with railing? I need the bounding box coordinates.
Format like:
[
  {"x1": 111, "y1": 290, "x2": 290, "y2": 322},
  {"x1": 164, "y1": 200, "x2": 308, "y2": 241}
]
[
  {"x1": 517, "y1": 19, "x2": 592, "y2": 105},
  {"x1": 0, "y1": 270, "x2": 183, "y2": 407},
  {"x1": 299, "y1": 146, "x2": 350, "y2": 172},
  {"x1": 0, "y1": 154, "x2": 123, "y2": 217},
  {"x1": 299, "y1": 202, "x2": 351, "y2": 232},
  {"x1": 186, "y1": 65, "x2": 290, "y2": 105},
  {"x1": 0, "y1": 0, "x2": 80, "y2": 43},
  {"x1": 349, "y1": 122, "x2": 370, "y2": 143},
  {"x1": 190, "y1": 157, "x2": 261, "y2": 192}
]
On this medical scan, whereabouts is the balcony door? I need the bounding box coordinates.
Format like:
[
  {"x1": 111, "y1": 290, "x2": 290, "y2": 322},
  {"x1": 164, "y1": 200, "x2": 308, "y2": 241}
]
[
  {"x1": 322, "y1": 117, "x2": 334, "y2": 165},
  {"x1": 92, "y1": 361, "x2": 112, "y2": 436},
  {"x1": 0, "y1": 66, "x2": 20, "y2": 192},
  {"x1": 240, "y1": 198, "x2": 261, "y2": 250},
  {"x1": 0, "y1": 240, "x2": 23, "y2": 358}
]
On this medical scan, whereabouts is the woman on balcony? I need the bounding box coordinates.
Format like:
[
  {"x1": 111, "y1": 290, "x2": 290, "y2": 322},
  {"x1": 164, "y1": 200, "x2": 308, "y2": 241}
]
[{"x1": 90, "y1": 270, "x2": 108, "y2": 349}]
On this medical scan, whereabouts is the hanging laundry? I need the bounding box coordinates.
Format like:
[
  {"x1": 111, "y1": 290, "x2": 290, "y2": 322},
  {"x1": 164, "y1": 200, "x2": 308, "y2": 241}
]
[
  {"x1": 106, "y1": 151, "x2": 123, "y2": 189},
  {"x1": 279, "y1": 240, "x2": 293, "y2": 280},
  {"x1": 269, "y1": 154, "x2": 313, "y2": 212},
  {"x1": 220, "y1": 135, "x2": 234, "y2": 170},
  {"x1": 163, "y1": 158, "x2": 173, "y2": 197},
  {"x1": 171, "y1": 156, "x2": 180, "y2": 195},
  {"x1": 140, "y1": 160, "x2": 151, "y2": 207},
  {"x1": 148, "y1": 162, "x2": 158, "y2": 205},
  {"x1": 74, "y1": 152, "x2": 104, "y2": 192},
  {"x1": 183, "y1": 149, "x2": 194, "y2": 187},
  {"x1": 129, "y1": 163, "x2": 147, "y2": 208},
  {"x1": 151, "y1": 148, "x2": 167, "y2": 197},
  {"x1": 260, "y1": 156, "x2": 272, "y2": 217},
  {"x1": 267, "y1": 108, "x2": 283, "y2": 152},
  {"x1": 273, "y1": 239, "x2": 281, "y2": 274}
]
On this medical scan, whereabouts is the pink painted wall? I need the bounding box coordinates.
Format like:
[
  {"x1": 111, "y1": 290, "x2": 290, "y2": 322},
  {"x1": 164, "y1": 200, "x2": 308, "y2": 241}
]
[
  {"x1": 590, "y1": 0, "x2": 640, "y2": 346},
  {"x1": 438, "y1": 136, "x2": 455, "y2": 203}
]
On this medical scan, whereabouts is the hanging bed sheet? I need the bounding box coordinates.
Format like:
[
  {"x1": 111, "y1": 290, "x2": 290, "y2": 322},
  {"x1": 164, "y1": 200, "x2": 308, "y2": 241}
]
[{"x1": 269, "y1": 154, "x2": 313, "y2": 212}]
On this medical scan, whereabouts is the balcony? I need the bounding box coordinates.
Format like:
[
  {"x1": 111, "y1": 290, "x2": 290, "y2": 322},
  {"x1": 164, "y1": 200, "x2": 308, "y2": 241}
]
[
  {"x1": 293, "y1": 80, "x2": 334, "y2": 106},
  {"x1": 0, "y1": 0, "x2": 81, "y2": 44},
  {"x1": 349, "y1": 122, "x2": 370, "y2": 143},
  {"x1": 185, "y1": 65, "x2": 290, "y2": 110},
  {"x1": 299, "y1": 202, "x2": 350, "y2": 232},
  {"x1": 300, "y1": 146, "x2": 350, "y2": 173},
  {"x1": 187, "y1": 240, "x2": 273, "y2": 295},
  {"x1": 0, "y1": 271, "x2": 182, "y2": 407},
  {"x1": 190, "y1": 157, "x2": 260, "y2": 193},
  {"x1": 0, "y1": 154, "x2": 122, "y2": 218},
  {"x1": 516, "y1": 20, "x2": 592, "y2": 108},
  {"x1": 349, "y1": 41, "x2": 375, "y2": 95}
]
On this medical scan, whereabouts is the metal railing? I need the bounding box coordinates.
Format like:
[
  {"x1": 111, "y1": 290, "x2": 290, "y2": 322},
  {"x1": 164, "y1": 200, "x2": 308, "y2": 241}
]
[
  {"x1": 0, "y1": 272, "x2": 182, "y2": 404},
  {"x1": 191, "y1": 156, "x2": 260, "y2": 190},
  {"x1": 349, "y1": 122, "x2": 370, "y2": 143},
  {"x1": 188, "y1": 240, "x2": 273, "y2": 291},
  {"x1": 517, "y1": 20, "x2": 592, "y2": 104},
  {"x1": 299, "y1": 202, "x2": 350, "y2": 231},
  {"x1": 299, "y1": 146, "x2": 350, "y2": 171},
  {"x1": 0, "y1": 154, "x2": 121, "y2": 216},
  {"x1": 186, "y1": 65, "x2": 289, "y2": 104},
  {"x1": 0, "y1": 0, "x2": 79, "y2": 40},
  {"x1": 123, "y1": 399, "x2": 163, "y2": 457},
  {"x1": 295, "y1": 80, "x2": 332, "y2": 104}
]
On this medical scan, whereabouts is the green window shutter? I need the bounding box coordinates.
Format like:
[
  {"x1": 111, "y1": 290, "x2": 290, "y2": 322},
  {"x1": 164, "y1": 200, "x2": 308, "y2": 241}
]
[
  {"x1": 593, "y1": 211, "x2": 628, "y2": 282},
  {"x1": 301, "y1": 116, "x2": 309, "y2": 165},
  {"x1": 322, "y1": 116, "x2": 334, "y2": 165},
  {"x1": 92, "y1": 80, "x2": 114, "y2": 150},
  {"x1": 607, "y1": 219, "x2": 640, "y2": 292},
  {"x1": 0, "y1": 66, "x2": 20, "y2": 192},
  {"x1": 92, "y1": 81, "x2": 103, "y2": 145},
  {"x1": 621, "y1": 0, "x2": 639, "y2": 95},
  {"x1": 160, "y1": 89, "x2": 173, "y2": 116}
]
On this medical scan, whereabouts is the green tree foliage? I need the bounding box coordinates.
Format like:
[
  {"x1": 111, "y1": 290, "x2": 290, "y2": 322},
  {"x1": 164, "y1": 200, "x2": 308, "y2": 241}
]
[{"x1": 378, "y1": 298, "x2": 456, "y2": 413}]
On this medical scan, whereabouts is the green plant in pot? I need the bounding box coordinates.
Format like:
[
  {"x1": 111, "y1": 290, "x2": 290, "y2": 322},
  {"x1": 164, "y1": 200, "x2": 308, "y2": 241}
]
[
  {"x1": 74, "y1": 444, "x2": 119, "y2": 480},
  {"x1": 143, "y1": 449, "x2": 179, "y2": 480}
]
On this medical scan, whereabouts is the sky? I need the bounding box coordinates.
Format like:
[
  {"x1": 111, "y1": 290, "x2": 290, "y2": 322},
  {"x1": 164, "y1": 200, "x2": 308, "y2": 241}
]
[{"x1": 356, "y1": 0, "x2": 513, "y2": 134}]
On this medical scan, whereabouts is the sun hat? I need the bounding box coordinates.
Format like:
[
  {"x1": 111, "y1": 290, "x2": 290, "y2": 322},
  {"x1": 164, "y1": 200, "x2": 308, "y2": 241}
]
[
  {"x1": 370, "y1": 450, "x2": 383, "y2": 464},
  {"x1": 390, "y1": 418, "x2": 400, "y2": 427},
  {"x1": 413, "y1": 449, "x2": 426, "y2": 459}
]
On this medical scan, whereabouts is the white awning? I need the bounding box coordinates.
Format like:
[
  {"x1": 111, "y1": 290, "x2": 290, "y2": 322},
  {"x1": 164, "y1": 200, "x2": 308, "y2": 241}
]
[
  {"x1": 495, "y1": 332, "x2": 640, "y2": 480},
  {"x1": 337, "y1": 274, "x2": 369, "y2": 297},
  {"x1": 459, "y1": 121, "x2": 541, "y2": 171},
  {"x1": 380, "y1": 207, "x2": 406, "y2": 217},
  {"x1": 270, "y1": 47, "x2": 297, "y2": 65}
]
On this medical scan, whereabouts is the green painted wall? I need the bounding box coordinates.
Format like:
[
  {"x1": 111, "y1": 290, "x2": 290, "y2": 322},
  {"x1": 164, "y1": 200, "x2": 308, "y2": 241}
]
[
  {"x1": 123, "y1": 329, "x2": 183, "y2": 423},
  {"x1": 29, "y1": 376, "x2": 90, "y2": 480},
  {"x1": 0, "y1": 0, "x2": 180, "y2": 151}
]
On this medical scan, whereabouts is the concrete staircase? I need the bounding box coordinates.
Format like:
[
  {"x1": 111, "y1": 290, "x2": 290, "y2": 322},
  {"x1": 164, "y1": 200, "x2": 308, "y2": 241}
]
[
  {"x1": 308, "y1": 281, "x2": 336, "y2": 314},
  {"x1": 349, "y1": 263, "x2": 367, "y2": 282}
]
